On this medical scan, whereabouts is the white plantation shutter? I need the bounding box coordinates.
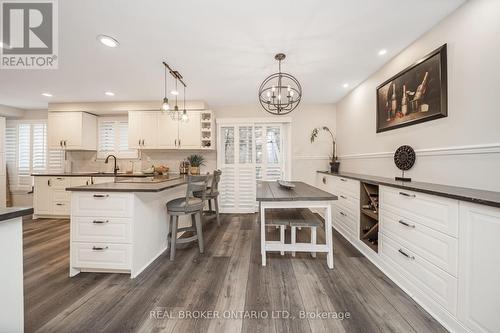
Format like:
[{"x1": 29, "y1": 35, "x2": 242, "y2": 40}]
[
  {"x1": 98, "y1": 117, "x2": 138, "y2": 159},
  {"x1": 6, "y1": 121, "x2": 64, "y2": 191}
]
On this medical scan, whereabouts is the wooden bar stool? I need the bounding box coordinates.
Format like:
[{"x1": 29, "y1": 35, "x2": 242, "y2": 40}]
[
  {"x1": 166, "y1": 175, "x2": 209, "y2": 260},
  {"x1": 194, "y1": 170, "x2": 222, "y2": 226}
]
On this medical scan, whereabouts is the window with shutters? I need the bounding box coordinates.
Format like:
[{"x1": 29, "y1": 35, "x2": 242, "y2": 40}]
[
  {"x1": 6, "y1": 120, "x2": 64, "y2": 191},
  {"x1": 97, "y1": 117, "x2": 138, "y2": 159},
  {"x1": 218, "y1": 122, "x2": 287, "y2": 213}
]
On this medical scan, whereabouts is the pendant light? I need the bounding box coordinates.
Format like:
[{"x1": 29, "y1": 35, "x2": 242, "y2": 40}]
[
  {"x1": 181, "y1": 85, "x2": 189, "y2": 122},
  {"x1": 161, "y1": 65, "x2": 169, "y2": 111}
]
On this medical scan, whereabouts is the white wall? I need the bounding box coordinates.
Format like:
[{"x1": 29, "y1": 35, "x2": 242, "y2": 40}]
[
  {"x1": 336, "y1": 0, "x2": 500, "y2": 191},
  {"x1": 215, "y1": 103, "x2": 336, "y2": 185}
]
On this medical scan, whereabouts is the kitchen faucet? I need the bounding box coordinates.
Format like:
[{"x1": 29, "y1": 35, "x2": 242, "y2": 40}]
[{"x1": 104, "y1": 154, "x2": 119, "y2": 176}]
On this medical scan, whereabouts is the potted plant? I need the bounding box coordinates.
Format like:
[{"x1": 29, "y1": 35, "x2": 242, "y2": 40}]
[
  {"x1": 310, "y1": 126, "x2": 340, "y2": 173},
  {"x1": 186, "y1": 154, "x2": 206, "y2": 175}
]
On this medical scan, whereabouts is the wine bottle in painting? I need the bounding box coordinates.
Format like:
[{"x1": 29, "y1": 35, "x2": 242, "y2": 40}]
[
  {"x1": 401, "y1": 84, "x2": 408, "y2": 116},
  {"x1": 412, "y1": 71, "x2": 429, "y2": 112},
  {"x1": 391, "y1": 83, "x2": 397, "y2": 118}
]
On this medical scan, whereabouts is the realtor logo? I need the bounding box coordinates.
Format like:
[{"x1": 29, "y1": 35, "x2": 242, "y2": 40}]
[{"x1": 0, "y1": 0, "x2": 58, "y2": 69}]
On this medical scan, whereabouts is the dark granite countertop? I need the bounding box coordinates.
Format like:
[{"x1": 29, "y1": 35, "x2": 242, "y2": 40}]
[
  {"x1": 32, "y1": 172, "x2": 150, "y2": 177},
  {"x1": 66, "y1": 175, "x2": 190, "y2": 193},
  {"x1": 317, "y1": 170, "x2": 500, "y2": 208},
  {"x1": 0, "y1": 207, "x2": 34, "y2": 222}
]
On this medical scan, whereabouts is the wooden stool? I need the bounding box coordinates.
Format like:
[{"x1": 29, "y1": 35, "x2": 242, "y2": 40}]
[
  {"x1": 290, "y1": 219, "x2": 322, "y2": 258},
  {"x1": 166, "y1": 175, "x2": 208, "y2": 260}
]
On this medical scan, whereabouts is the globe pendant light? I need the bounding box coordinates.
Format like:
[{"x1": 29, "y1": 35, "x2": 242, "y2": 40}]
[
  {"x1": 258, "y1": 53, "x2": 302, "y2": 115},
  {"x1": 161, "y1": 65, "x2": 170, "y2": 111}
]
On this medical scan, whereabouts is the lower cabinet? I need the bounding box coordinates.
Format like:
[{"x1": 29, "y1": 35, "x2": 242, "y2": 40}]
[
  {"x1": 316, "y1": 172, "x2": 500, "y2": 333},
  {"x1": 34, "y1": 176, "x2": 111, "y2": 218},
  {"x1": 457, "y1": 202, "x2": 500, "y2": 333}
]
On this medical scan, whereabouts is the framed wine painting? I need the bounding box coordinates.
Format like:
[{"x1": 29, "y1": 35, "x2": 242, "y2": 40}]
[{"x1": 376, "y1": 44, "x2": 447, "y2": 133}]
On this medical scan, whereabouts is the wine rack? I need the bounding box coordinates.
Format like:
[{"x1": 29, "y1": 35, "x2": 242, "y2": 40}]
[
  {"x1": 360, "y1": 182, "x2": 379, "y2": 252},
  {"x1": 200, "y1": 111, "x2": 214, "y2": 149}
]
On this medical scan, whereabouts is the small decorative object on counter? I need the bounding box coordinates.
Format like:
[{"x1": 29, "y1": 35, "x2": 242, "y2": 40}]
[
  {"x1": 394, "y1": 145, "x2": 416, "y2": 182},
  {"x1": 154, "y1": 165, "x2": 169, "y2": 175},
  {"x1": 186, "y1": 154, "x2": 206, "y2": 175},
  {"x1": 310, "y1": 126, "x2": 339, "y2": 173},
  {"x1": 179, "y1": 160, "x2": 190, "y2": 174}
]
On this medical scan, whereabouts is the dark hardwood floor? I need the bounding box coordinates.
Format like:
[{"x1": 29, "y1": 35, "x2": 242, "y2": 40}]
[{"x1": 23, "y1": 214, "x2": 447, "y2": 333}]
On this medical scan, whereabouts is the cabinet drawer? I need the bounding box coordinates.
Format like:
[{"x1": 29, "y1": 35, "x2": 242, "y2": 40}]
[
  {"x1": 380, "y1": 209, "x2": 458, "y2": 276},
  {"x1": 71, "y1": 242, "x2": 131, "y2": 270},
  {"x1": 72, "y1": 193, "x2": 133, "y2": 217},
  {"x1": 53, "y1": 189, "x2": 70, "y2": 201},
  {"x1": 333, "y1": 176, "x2": 360, "y2": 199},
  {"x1": 380, "y1": 234, "x2": 457, "y2": 315},
  {"x1": 380, "y1": 186, "x2": 458, "y2": 237},
  {"x1": 72, "y1": 217, "x2": 132, "y2": 243},
  {"x1": 336, "y1": 192, "x2": 359, "y2": 218},
  {"x1": 51, "y1": 177, "x2": 70, "y2": 189},
  {"x1": 332, "y1": 204, "x2": 357, "y2": 238},
  {"x1": 53, "y1": 201, "x2": 70, "y2": 215}
]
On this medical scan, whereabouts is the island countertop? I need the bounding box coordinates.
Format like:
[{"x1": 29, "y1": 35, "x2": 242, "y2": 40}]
[
  {"x1": 0, "y1": 207, "x2": 34, "y2": 223},
  {"x1": 66, "y1": 174, "x2": 190, "y2": 192},
  {"x1": 32, "y1": 172, "x2": 150, "y2": 177}
]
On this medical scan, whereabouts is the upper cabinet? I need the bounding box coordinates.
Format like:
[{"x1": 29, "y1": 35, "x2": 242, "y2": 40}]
[
  {"x1": 48, "y1": 112, "x2": 97, "y2": 150},
  {"x1": 128, "y1": 110, "x2": 214, "y2": 150}
]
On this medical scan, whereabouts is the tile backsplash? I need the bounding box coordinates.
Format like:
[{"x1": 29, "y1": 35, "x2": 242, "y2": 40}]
[{"x1": 66, "y1": 150, "x2": 217, "y2": 174}]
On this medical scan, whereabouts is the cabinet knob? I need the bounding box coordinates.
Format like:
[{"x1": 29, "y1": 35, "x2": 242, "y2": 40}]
[
  {"x1": 92, "y1": 246, "x2": 109, "y2": 251},
  {"x1": 92, "y1": 220, "x2": 109, "y2": 224},
  {"x1": 93, "y1": 194, "x2": 109, "y2": 198},
  {"x1": 322, "y1": 177, "x2": 326, "y2": 184},
  {"x1": 340, "y1": 178, "x2": 347, "y2": 182}
]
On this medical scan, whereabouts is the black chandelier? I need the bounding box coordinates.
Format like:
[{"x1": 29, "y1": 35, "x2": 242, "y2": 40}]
[{"x1": 258, "y1": 53, "x2": 302, "y2": 115}]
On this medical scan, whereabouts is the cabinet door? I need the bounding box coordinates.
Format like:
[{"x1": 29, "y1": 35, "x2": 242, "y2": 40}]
[
  {"x1": 48, "y1": 113, "x2": 66, "y2": 149},
  {"x1": 63, "y1": 112, "x2": 84, "y2": 149},
  {"x1": 34, "y1": 177, "x2": 52, "y2": 215},
  {"x1": 140, "y1": 112, "x2": 158, "y2": 149},
  {"x1": 128, "y1": 112, "x2": 142, "y2": 149},
  {"x1": 178, "y1": 112, "x2": 201, "y2": 149},
  {"x1": 458, "y1": 202, "x2": 500, "y2": 333},
  {"x1": 157, "y1": 113, "x2": 179, "y2": 149}
]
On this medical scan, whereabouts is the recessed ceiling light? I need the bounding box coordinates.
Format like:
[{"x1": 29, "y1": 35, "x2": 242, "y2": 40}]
[
  {"x1": 97, "y1": 34, "x2": 119, "y2": 48},
  {"x1": 105, "y1": 91, "x2": 115, "y2": 96},
  {"x1": 41, "y1": 93, "x2": 53, "y2": 97},
  {"x1": 378, "y1": 49, "x2": 387, "y2": 56},
  {"x1": 170, "y1": 90, "x2": 179, "y2": 96},
  {"x1": 342, "y1": 83, "x2": 349, "y2": 88}
]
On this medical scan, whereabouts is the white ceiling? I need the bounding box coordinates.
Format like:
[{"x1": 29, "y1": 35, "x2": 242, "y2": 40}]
[{"x1": 0, "y1": 0, "x2": 465, "y2": 110}]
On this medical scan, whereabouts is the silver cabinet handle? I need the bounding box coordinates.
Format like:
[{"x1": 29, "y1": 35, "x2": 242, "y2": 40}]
[
  {"x1": 59, "y1": 140, "x2": 62, "y2": 147},
  {"x1": 138, "y1": 139, "x2": 141, "y2": 146},
  {"x1": 399, "y1": 220, "x2": 415, "y2": 228},
  {"x1": 47, "y1": 179, "x2": 51, "y2": 186},
  {"x1": 178, "y1": 139, "x2": 181, "y2": 147},
  {"x1": 92, "y1": 220, "x2": 109, "y2": 224},
  {"x1": 322, "y1": 177, "x2": 326, "y2": 184},
  {"x1": 339, "y1": 211, "x2": 347, "y2": 217},
  {"x1": 64, "y1": 140, "x2": 67, "y2": 147},
  {"x1": 399, "y1": 191, "x2": 416, "y2": 198},
  {"x1": 340, "y1": 195, "x2": 347, "y2": 199},
  {"x1": 340, "y1": 178, "x2": 347, "y2": 182},
  {"x1": 93, "y1": 194, "x2": 109, "y2": 198},
  {"x1": 175, "y1": 139, "x2": 177, "y2": 147},
  {"x1": 56, "y1": 203, "x2": 65, "y2": 206},
  {"x1": 56, "y1": 177, "x2": 63, "y2": 180},
  {"x1": 142, "y1": 139, "x2": 145, "y2": 146},
  {"x1": 398, "y1": 249, "x2": 415, "y2": 260},
  {"x1": 92, "y1": 246, "x2": 109, "y2": 251}
]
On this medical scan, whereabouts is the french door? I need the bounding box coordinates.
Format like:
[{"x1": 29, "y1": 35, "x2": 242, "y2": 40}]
[{"x1": 217, "y1": 122, "x2": 286, "y2": 213}]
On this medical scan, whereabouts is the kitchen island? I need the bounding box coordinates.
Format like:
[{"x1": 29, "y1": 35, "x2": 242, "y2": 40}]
[{"x1": 66, "y1": 174, "x2": 191, "y2": 278}]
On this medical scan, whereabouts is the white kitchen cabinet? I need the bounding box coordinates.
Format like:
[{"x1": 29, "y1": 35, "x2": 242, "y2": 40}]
[
  {"x1": 128, "y1": 111, "x2": 143, "y2": 149},
  {"x1": 34, "y1": 177, "x2": 52, "y2": 215},
  {"x1": 458, "y1": 202, "x2": 500, "y2": 333},
  {"x1": 141, "y1": 112, "x2": 159, "y2": 149},
  {"x1": 33, "y1": 176, "x2": 92, "y2": 218},
  {"x1": 48, "y1": 112, "x2": 97, "y2": 150},
  {"x1": 178, "y1": 112, "x2": 201, "y2": 148},
  {"x1": 128, "y1": 110, "x2": 211, "y2": 150},
  {"x1": 157, "y1": 113, "x2": 178, "y2": 149}
]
